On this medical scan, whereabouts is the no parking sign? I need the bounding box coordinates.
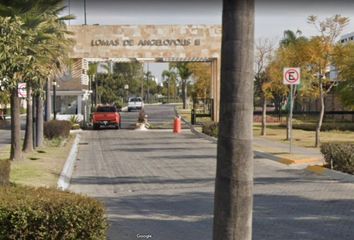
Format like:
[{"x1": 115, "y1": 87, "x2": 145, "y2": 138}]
[
  {"x1": 18, "y1": 83, "x2": 27, "y2": 98},
  {"x1": 283, "y1": 68, "x2": 300, "y2": 85}
]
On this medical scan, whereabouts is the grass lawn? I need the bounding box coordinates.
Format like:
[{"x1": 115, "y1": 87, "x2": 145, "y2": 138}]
[
  {"x1": 254, "y1": 123, "x2": 354, "y2": 149},
  {"x1": 175, "y1": 106, "x2": 354, "y2": 149},
  {"x1": 0, "y1": 135, "x2": 75, "y2": 188}
]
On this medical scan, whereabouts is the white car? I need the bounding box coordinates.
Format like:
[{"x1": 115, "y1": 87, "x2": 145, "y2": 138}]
[{"x1": 128, "y1": 97, "x2": 144, "y2": 112}]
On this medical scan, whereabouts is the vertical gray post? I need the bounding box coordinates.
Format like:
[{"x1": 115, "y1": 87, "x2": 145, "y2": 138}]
[
  {"x1": 53, "y1": 82, "x2": 57, "y2": 120},
  {"x1": 83, "y1": 0, "x2": 87, "y2": 25},
  {"x1": 289, "y1": 84, "x2": 293, "y2": 153}
]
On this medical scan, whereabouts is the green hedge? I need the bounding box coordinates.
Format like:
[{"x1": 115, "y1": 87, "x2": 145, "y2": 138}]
[
  {"x1": 202, "y1": 121, "x2": 219, "y2": 138},
  {"x1": 44, "y1": 120, "x2": 71, "y2": 140},
  {"x1": 320, "y1": 143, "x2": 354, "y2": 174},
  {"x1": 0, "y1": 160, "x2": 10, "y2": 186},
  {"x1": 0, "y1": 185, "x2": 108, "y2": 239}
]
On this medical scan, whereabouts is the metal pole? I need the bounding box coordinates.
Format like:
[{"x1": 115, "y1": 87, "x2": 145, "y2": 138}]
[
  {"x1": 53, "y1": 82, "x2": 57, "y2": 120},
  {"x1": 84, "y1": 0, "x2": 87, "y2": 25},
  {"x1": 141, "y1": 63, "x2": 144, "y2": 99},
  {"x1": 147, "y1": 63, "x2": 150, "y2": 103},
  {"x1": 68, "y1": 0, "x2": 71, "y2": 25},
  {"x1": 289, "y1": 84, "x2": 293, "y2": 153}
]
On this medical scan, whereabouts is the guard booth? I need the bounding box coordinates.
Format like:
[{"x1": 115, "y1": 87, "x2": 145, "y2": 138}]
[{"x1": 191, "y1": 98, "x2": 214, "y2": 125}]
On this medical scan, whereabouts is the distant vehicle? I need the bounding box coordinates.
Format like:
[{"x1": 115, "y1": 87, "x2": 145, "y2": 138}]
[
  {"x1": 128, "y1": 97, "x2": 144, "y2": 112},
  {"x1": 92, "y1": 105, "x2": 121, "y2": 130}
]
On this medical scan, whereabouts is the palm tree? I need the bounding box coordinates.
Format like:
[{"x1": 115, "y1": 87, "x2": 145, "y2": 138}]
[
  {"x1": 213, "y1": 1, "x2": 255, "y2": 240},
  {"x1": 162, "y1": 69, "x2": 177, "y2": 103},
  {"x1": 170, "y1": 62, "x2": 192, "y2": 109},
  {"x1": 0, "y1": 15, "x2": 35, "y2": 160},
  {"x1": 0, "y1": 0, "x2": 74, "y2": 153}
]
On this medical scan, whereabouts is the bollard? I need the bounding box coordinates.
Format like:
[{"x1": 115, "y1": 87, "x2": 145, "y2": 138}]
[{"x1": 173, "y1": 116, "x2": 182, "y2": 133}]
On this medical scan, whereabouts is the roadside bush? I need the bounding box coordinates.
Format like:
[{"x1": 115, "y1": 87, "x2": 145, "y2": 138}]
[
  {"x1": 320, "y1": 143, "x2": 354, "y2": 174},
  {"x1": 0, "y1": 160, "x2": 10, "y2": 186},
  {"x1": 44, "y1": 120, "x2": 71, "y2": 139},
  {"x1": 202, "y1": 121, "x2": 219, "y2": 138},
  {"x1": 0, "y1": 185, "x2": 108, "y2": 239},
  {"x1": 68, "y1": 116, "x2": 81, "y2": 130}
]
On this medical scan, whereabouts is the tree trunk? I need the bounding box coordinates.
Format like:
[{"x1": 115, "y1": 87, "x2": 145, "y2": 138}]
[
  {"x1": 36, "y1": 95, "x2": 44, "y2": 148},
  {"x1": 23, "y1": 85, "x2": 33, "y2": 152},
  {"x1": 213, "y1": 1, "x2": 254, "y2": 240},
  {"x1": 10, "y1": 88, "x2": 22, "y2": 161},
  {"x1": 315, "y1": 82, "x2": 325, "y2": 147},
  {"x1": 261, "y1": 94, "x2": 267, "y2": 136},
  {"x1": 45, "y1": 78, "x2": 51, "y2": 122},
  {"x1": 182, "y1": 80, "x2": 186, "y2": 109},
  {"x1": 32, "y1": 96, "x2": 37, "y2": 148}
]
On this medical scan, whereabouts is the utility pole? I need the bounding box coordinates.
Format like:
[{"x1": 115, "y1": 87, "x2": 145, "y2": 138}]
[
  {"x1": 141, "y1": 63, "x2": 144, "y2": 99},
  {"x1": 84, "y1": 0, "x2": 87, "y2": 25},
  {"x1": 53, "y1": 81, "x2": 57, "y2": 120},
  {"x1": 68, "y1": 0, "x2": 71, "y2": 25}
]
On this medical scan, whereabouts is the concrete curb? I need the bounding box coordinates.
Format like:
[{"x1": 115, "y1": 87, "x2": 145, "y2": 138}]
[
  {"x1": 306, "y1": 165, "x2": 354, "y2": 182},
  {"x1": 57, "y1": 134, "x2": 81, "y2": 191}
]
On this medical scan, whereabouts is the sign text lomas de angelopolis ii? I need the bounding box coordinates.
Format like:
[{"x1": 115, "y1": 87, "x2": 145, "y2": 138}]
[{"x1": 91, "y1": 39, "x2": 201, "y2": 47}]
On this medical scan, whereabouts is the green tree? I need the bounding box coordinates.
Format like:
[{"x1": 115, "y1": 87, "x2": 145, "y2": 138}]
[
  {"x1": 0, "y1": 16, "x2": 34, "y2": 160},
  {"x1": 307, "y1": 15, "x2": 349, "y2": 147},
  {"x1": 162, "y1": 68, "x2": 178, "y2": 102},
  {"x1": 332, "y1": 43, "x2": 354, "y2": 109},
  {"x1": 213, "y1": 0, "x2": 254, "y2": 239},
  {"x1": 0, "y1": 0, "x2": 74, "y2": 153},
  {"x1": 269, "y1": 29, "x2": 311, "y2": 140},
  {"x1": 187, "y1": 62, "x2": 212, "y2": 99},
  {"x1": 170, "y1": 62, "x2": 192, "y2": 109},
  {"x1": 254, "y1": 39, "x2": 274, "y2": 136}
]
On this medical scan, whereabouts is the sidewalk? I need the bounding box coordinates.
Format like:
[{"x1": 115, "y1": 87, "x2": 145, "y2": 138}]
[
  {"x1": 253, "y1": 137, "x2": 324, "y2": 166},
  {"x1": 183, "y1": 117, "x2": 325, "y2": 167}
]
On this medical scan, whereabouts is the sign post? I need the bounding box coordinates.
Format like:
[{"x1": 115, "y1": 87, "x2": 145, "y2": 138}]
[{"x1": 283, "y1": 68, "x2": 301, "y2": 153}]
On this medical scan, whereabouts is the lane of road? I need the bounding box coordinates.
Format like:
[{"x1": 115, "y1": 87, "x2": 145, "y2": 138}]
[{"x1": 70, "y1": 105, "x2": 354, "y2": 240}]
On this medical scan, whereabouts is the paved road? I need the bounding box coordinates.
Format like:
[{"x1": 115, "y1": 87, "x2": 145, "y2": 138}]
[
  {"x1": 0, "y1": 118, "x2": 25, "y2": 149},
  {"x1": 119, "y1": 104, "x2": 184, "y2": 129},
  {"x1": 0, "y1": 129, "x2": 11, "y2": 149},
  {"x1": 70, "y1": 105, "x2": 354, "y2": 240}
]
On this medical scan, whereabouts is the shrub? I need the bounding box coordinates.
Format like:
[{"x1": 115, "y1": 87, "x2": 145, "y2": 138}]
[
  {"x1": 0, "y1": 185, "x2": 108, "y2": 239},
  {"x1": 320, "y1": 143, "x2": 354, "y2": 174},
  {"x1": 0, "y1": 160, "x2": 10, "y2": 186},
  {"x1": 202, "y1": 121, "x2": 219, "y2": 138},
  {"x1": 44, "y1": 120, "x2": 71, "y2": 140}
]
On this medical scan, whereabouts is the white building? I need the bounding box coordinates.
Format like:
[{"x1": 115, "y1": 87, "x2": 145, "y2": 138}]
[{"x1": 339, "y1": 32, "x2": 354, "y2": 44}]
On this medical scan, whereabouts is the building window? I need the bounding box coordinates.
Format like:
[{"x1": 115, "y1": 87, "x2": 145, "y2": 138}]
[{"x1": 56, "y1": 95, "x2": 78, "y2": 114}]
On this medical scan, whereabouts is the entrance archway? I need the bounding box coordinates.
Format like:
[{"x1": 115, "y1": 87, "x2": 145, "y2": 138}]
[{"x1": 57, "y1": 25, "x2": 221, "y2": 121}]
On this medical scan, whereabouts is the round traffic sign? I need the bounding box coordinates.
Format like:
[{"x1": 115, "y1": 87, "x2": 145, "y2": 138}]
[{"x1": 283, "y1": 68, "x2": 300, "y2": 85}]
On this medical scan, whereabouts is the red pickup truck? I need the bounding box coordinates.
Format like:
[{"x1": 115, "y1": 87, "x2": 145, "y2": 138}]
[{"x1": 92, "y1": 105, "x2": 121, "y2": 130}]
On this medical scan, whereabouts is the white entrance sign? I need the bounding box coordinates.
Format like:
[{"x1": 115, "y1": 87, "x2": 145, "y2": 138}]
[
  {"x1": 18, "y1": 83, "x2": 27, "y2": 98},
  {"x1": 283, "y1": 67, "x2": 301, "y2": 85}
]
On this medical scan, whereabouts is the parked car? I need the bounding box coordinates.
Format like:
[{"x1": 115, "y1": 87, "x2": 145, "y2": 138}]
[
  {"x1": 92, "y1": 105, "x2": 121, "y2": 130},
  {"x1": 128, "y1": 97, "x2": 144, "y2": 112}
]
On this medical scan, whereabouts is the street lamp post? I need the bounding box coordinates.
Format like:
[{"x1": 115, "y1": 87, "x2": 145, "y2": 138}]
[
  {"x1": 83, "y1": 0, "x2": 87, "y2": 25},
  {"x1": 53, "y1": 81, "x2": 57, "y2": 120},
  {"x1": 124, "y1": 84, "x2": 129, "y2": 103}
]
